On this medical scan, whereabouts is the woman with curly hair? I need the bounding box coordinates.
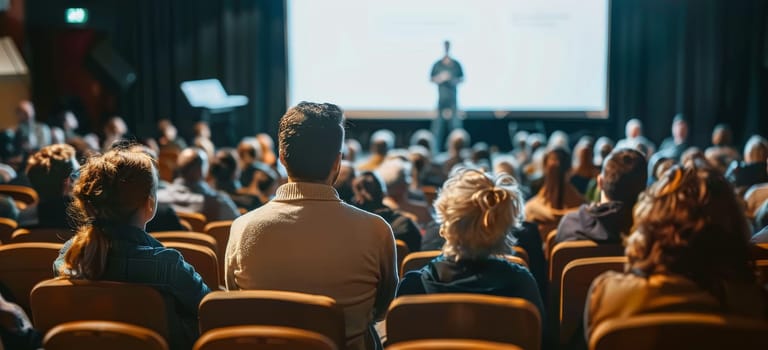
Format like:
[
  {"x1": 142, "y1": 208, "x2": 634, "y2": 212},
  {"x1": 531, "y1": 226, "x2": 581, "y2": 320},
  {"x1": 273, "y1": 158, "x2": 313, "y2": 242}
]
[{"x1": 584, "y1": 160, "x2": 767, "y2": 339}]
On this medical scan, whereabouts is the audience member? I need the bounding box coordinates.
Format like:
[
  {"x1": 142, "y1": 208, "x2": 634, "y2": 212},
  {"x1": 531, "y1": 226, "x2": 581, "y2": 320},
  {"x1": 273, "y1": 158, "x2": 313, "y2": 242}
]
[
  {"x1": 727, "y1": 135, "x2": 768, "y2": 195},
  {"x1": 193, "y1": 121, "x2": 215, "y2": 161},
  {"x1": 157, "y1": 119, "x2": 187, "y2": 151},
  {"x1": 210, "y1": 148, "x2": 263, "y2": 211},
  {"x1": 584, "y1": 161, "x2": 766, "y2": 340},
  {"x1": 396, "y1": 168, "x2": 544, "y2": 320},
  {"x1": 435, "y1": 128, "x2": 470, "y2": 176},
  {"x1": 101, "y1": 116, "x2": 128, "y2": 151},
  {"x1": 410, "y1": 129, "x2": 437, "y2": 155},
  {"x1": 525, "y1": 147, "x2": 585, "y2": 237},
  {"x1": 344, "y1": 138, "x2": 362, "y2": 163},
  {"x1": 256, "y1": 133, "x2": 278, "y2": 168},
  {"x1": 656, "y1": 114, "x2": 689, "y2": 160},
  {"x1": 225, "y1": 102, "x2": 397, "y2": 350},
  {"x1": 21, "y1": 144, "x2": 78, "y2": 230},
  {"x1": 379, "y1": 158, "x2": 433, "y2": 227},
  {"x1": 237, "y1": 137, "x2": 278, "y2": 202},
  {"x1": 592, "y1": 136, "x2": 614, "y2": 168},
  {"x1": 54, "y1": 147, "x2": 210, "y2": 350},
  {"x1": 0, "y1": 291, "x2": 41, "y2": 350},
  {"x1": 14, "y1": 100, "x2": 51, "y2": 152},
  {"x1": 352, "y1": 171, "x2": 421, "y2": 252},
  {"x1": 157, "y1": 148, "x2": 240, "y2": 221},
  {"x1": 332, "y1": 160, "x2": 357, "y2": 203},
  {"x1": 751, "y1": 200, "x2": 768, "y2": 243},
  {"x1": 744, "y1": 158, "x2": 768, "y2": 218},
  {"x1": 705, "y1": 124, "x2": 740, "y2": 172},
  {"x1": 127, "y1": 143, "x2": 189, "y2": 232},
  {"x1": 555, "y1": 148, "x2": 647, "y2": 244},
  {"x1": 570, "y1": 136, "x2": 599, "y2": 194},
  {"x1": 548, "y1": 130, "x2": 570, "y2": 152},
  {"x1": 615, "y1": 118, "x2": 656, "y2": 156},
  {"x1": 408, "y1": 145, "x2": 444, "y2": 188},
  {"x1": 358, "y1": 129, "x2": 395, "y2": 171}
]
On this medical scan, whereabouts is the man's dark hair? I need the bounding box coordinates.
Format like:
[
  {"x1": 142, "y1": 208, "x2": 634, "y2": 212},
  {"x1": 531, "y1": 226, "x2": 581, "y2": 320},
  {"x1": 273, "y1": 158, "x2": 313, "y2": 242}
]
[
  {"x1": 601, "y1": 148, "x2": 648, "y2": 204},
  {"x1": 279, "y1": 102, "x2": 344, "y2": 182}
]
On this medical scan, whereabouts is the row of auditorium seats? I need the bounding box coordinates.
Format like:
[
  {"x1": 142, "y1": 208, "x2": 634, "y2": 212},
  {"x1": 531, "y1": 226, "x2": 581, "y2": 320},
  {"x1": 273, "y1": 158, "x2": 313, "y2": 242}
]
[{"x1": 21, "y1": 277, "x2": 768, "y2": 350}]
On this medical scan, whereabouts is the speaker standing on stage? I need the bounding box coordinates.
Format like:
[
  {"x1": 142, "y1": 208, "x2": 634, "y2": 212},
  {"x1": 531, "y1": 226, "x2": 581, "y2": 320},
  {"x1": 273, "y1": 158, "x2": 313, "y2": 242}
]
[{"x1": 430, "y1": 40, "x2": 464, "y2": 152}]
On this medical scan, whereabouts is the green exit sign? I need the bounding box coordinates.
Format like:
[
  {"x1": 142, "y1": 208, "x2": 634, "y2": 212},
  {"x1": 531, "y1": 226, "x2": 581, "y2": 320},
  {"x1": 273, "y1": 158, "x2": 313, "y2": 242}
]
[{"x1": 65, "y1": 8, "x2": 88, "y2": 24}]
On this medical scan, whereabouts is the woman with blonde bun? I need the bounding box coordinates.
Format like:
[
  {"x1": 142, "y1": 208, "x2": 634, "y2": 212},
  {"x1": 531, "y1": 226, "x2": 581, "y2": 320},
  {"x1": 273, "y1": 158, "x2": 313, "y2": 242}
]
[{"x1": 396, "y1": 168, "x2": 543, "y2": 317}]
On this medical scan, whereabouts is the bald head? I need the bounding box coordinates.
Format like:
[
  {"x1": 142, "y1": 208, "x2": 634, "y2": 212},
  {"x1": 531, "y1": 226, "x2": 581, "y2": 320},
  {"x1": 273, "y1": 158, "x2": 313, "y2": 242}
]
[{"x1": 177, "y1": 148, "x2": 208, "y2": 182}]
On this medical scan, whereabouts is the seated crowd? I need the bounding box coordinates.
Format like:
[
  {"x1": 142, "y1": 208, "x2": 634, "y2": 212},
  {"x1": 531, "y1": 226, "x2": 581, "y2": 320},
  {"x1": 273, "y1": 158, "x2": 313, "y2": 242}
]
[{"x1": 0, "y1": 99, "x2": 766, "y2": 350}]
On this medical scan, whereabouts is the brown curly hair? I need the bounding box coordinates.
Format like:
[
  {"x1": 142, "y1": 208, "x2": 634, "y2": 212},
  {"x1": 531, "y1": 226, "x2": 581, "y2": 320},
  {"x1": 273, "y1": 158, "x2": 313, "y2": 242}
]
[{"x1": 627, "y1": 160, "x2": 754, "y2": 295}]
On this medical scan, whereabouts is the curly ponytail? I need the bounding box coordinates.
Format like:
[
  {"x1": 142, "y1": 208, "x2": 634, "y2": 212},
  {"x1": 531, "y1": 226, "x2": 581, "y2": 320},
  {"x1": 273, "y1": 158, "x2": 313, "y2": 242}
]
[{"x1": 59, "y1": 147, "x2": 157, "y2": 279}]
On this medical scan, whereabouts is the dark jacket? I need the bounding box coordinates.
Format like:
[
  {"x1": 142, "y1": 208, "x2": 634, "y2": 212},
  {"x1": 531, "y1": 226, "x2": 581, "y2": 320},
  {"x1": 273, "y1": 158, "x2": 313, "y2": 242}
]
[
  {"x1": 372, "y1": 207, "x2": 421, "y2": 252},
  {"x1": 555, "y1": 201, "x2": 628, "y2": 245},
  {"x1": 396, "y1": 254, "x2": 544, "y2": 320},
  {"x1": 54, "y1": 225, "x2": 211, "y2": 350}
]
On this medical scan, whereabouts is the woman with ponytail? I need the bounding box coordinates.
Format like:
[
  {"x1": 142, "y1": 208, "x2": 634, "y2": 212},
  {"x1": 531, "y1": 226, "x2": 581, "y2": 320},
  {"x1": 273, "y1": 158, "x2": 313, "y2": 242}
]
[
  {"x1": 53, "y1": 146, "x2": 210, "y2": 350},
  {"x1": 395, "y1": 168, "x2": 543, "y2": 316}
]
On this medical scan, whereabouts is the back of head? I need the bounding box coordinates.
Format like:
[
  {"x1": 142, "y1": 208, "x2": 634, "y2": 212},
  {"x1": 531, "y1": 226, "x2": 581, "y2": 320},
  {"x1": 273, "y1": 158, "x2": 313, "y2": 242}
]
[
  {"x1": 548, "y1": 130, "x2": 570, "y2": 151},
  {"x1": 447, "y1": 128, "x2": 470, "y2": 154},
  {"x1": 435, "y1": 168, "x2": 524, "y2": 261},
  {"x1": 210, "y1": 148, "x2": 240, "y2": 184},
  {"x1": 377, "y1": 158, "x2": 410, "y2": 191},
  {"x1": 333, "y1": 160, "x2": 357, "y2": 202},
  {"x1": 237, "y1": 137, "x2": 262, "y2": 164},
  {"x1": 26, "y1": 144, "x2": 77, "y2": 200},
  {"x1": 279, "y1": 102, "x2": 344, "y2": 182},
  {"x1": 626, "y1": 118, "x2": 642, "y2": 138},
  {"x1": 712, "y1": 124, "x2": 732, "y2": 146},
  {"x1": 628, "y1": 160, "x2": 753, "y2": 291},
  {"x1": 352, "y1": 171, "x2": 386, "y2": 211},
  {"x1": 370, "y1": 129, "x2": 395, "y2": 156},
  {"x1": 593, "y1": 136, "x2": 614, "y2": 167},
  {"x1": 540, "y1": 147, "x2": 571, "y2": 209},
  {"x1": 410, "y1": 129, "x2": 435, "y2": 154},
  {"x1": 62, "y1": 146, "x2": 158, "y2": 279},
  {"x1": 176, "y1": 148, "x2": 208, "y2": 182},
  {"x1": 601, "y1": 148, "x2": 647, "y2": 204},
  {"x1": 573, "y1": 136, "x2": 595, "y2": 170},
  {"x1": 744, "y1": 135, "x2": 768, "y2": 164}
]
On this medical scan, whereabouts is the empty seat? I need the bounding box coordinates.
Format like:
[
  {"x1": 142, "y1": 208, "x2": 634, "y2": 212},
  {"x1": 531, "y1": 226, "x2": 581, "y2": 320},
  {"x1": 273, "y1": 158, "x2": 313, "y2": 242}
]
[
  {"x1": 151, "y1": 231, "x2": 218, "y2": 255},
  {"x1": 386, "y1": 294, "x2": 541, "y2": 350},
  {"x1": 199, "y1": 290, "x2": 346, "y2": 349},
  {"x1": 194, "y1": 325, "x2": 337, "y2": 350},
  {"x1": 559, "y1": 256, "x2": 627, "y2": 344},
  {"x1": 386, "y1": 339, "x2": 524, "y2": 350},
  {"x1": 204, "y1": 220, "x2": 232, "y2": 286},
  {"x1": 162, "y1": 241, "x2": 219, "y2": 289},
  {"x1": 175, "y1": 211, "x2": 207, "y2": 233},
  {"x1": 10, "y1": 227, "x2": 73, "y2": 244},
  {"x1": 548, "y1": 241, "x2": 624, "y2": 343},
  {"x1": 44, "y1": 320, "x2": 168, "y2": 350},
  {"x1": 544, "y1": 229, "x2": 557, "y2": 260},
  {"x1": 589, "y1": 313, "x2": 768, "y2": 350},
  {"x1": 30, "y1": 278, "x2": 168, "y2": 338},
  {"x1": 0, "y1": 242, "x2": 62, "y2": 313}
]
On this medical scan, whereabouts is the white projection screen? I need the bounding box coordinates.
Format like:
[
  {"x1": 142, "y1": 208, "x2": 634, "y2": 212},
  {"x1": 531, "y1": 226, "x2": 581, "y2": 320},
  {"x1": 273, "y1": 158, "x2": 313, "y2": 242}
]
[{"x1": 286, "y1": 0, "x2": 610, "y2": 119}]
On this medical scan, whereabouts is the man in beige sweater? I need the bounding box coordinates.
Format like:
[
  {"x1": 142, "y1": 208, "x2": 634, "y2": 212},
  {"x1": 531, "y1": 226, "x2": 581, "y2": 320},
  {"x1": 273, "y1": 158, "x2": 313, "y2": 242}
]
[{"x1": 225, "y1": 102, "x2": 398, "y2": 350}]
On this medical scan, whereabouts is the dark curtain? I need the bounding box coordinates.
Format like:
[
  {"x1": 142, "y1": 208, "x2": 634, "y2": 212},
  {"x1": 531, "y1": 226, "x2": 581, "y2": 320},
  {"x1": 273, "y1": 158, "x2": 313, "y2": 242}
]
[
  {"x1": 610, "y1": 0, "x2": 768, "y2": 148},
  {"x1": 105, "y1": 0, "x2": 285, "y2": 143}
]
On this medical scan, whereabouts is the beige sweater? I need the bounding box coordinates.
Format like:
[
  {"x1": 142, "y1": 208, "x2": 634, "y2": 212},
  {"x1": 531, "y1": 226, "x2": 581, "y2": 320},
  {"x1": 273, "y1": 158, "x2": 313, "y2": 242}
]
[{"x1": 226, "y1": 182, "x2": 398, "y2": 350}]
